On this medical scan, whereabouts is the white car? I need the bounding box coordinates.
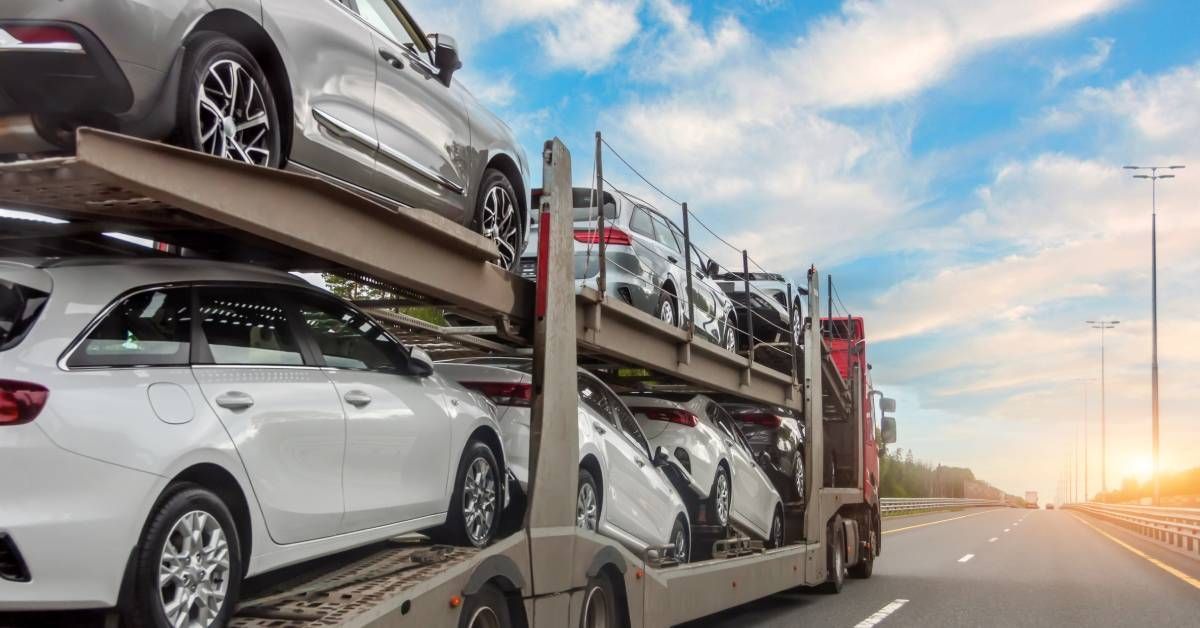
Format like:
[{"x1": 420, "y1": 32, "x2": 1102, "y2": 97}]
[
  {"x1": 436, "y1": 357, "x2": 692, "y2": 563},
  {"x1": 0, "y1": 258, "x2": 506, "y2": 624},
  {"x1": 620, "y1": 392, "x2": 785, "y2": 547}
]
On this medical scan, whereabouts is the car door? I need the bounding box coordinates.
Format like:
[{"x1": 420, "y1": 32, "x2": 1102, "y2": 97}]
[
  {"x1": 191, "y1": 285, "x2": 346, "y2": 544},
  {"x1": 352, "y1": 0, "x2": 473, "y2": 221},
  {"x1": 577, "y1": 373, "x2": 654, "y2": 543},
  {"x1": 289, "y1": 290, "x2": 453, "y2": 532},
  {"x1": 709, "y1": 402, "x2": 771, "y2": 536},
  {"x1": 262, "y1": 0, "x2": 379, "y2": 192},
  {"x1": 627, "y1": 206, "x2": 669, "y2": 300},
  {"x1": 606, "y1": 385, "x2": 680, "y2": 544}
]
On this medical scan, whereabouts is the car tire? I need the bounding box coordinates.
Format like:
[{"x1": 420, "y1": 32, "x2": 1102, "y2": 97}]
[
  {"x1": 849, "y1": 516, "x2": 876, "y2": 579},
  {"x1": 723, "y1": 316, "x2": 738, "y2": 353},
  {"x1": 457, "y1": 582, "x2": 514, "y2": 628},
  {"x1": 580, "y1": 570, "x2": 620, "y2": 628},
  {"x1": 122, "y1": 483, "x2": 242, "y2": 628},
  {"x1": 577, "y1": 468, "x2": 601, "y2": 532},
  {"x1": 822, "y1": 515, "x2": 846, "y2": 593},
  {"x1": 176, "y1": 32, "x2": 282, "y2": 168},
  {"x1": 792, "y1": 451, "x2": 806, "y2": 503},
  {"x1": 768, "y1": 505, "x2": 785, "y2": 549},
  {"x1": 669, "y1": 516, "x2": 690, "y2": 564},
  {"x1": 705, "y1": 464, "x2": 732, "y2": 528},
  {"x1": 434, "y1": 439, "x2": 501, "y2": 548},
  {"x1": 474, "y1": 168, "x2": 524, "y2": 271},
  {"x1": 656, "y1": 287, "x2": 678, "y2": 328}
]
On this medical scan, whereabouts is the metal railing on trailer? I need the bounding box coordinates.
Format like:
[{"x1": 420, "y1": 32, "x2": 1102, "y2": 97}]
[{"x1": 0, "y1": 129, "x2": 856, "y2": 627}]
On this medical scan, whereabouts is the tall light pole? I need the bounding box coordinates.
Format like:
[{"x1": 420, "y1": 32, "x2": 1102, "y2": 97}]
[
  {"x1": 1124, "y1": 164, "x2": 1184, "y2": 507},
  {"x1": 1073, "y1": 378, "x2": 1096, "y2": 501},
  {"x1": 1087, "y1": 321, "x2": 1119, "y2": 499}
]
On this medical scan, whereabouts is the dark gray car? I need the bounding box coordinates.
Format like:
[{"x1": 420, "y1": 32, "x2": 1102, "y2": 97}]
[{"x1": 0, "y1": 0, "x2": 530, "y2": 268}]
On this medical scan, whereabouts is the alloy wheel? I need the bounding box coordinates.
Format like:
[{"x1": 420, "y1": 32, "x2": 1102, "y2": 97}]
[
  {"x1": 577, "y1": 482, "x2": 599, "y2": 531},
  {"x1": 158, "y1": 510, "x2": 231, "y2": 628},
  {"x1": 463, "y1": 457, "x2": 497, "y2": 546},
  {"x1": 724, "y1": 319, "x2": 737, "y2": 352},
  {"x1": 715, "y1": 471, "x2": 731, "y2": 526},
  {"x1": 794, "y1": 455, "x2": 805, "y2": 498},
  {"x1": 481, "y1": 184, "x2": 520, "y2": 269},
  {"x1": 659, "y1": 299, "x2": 675, "y2": 327},
  {"x1": 671, "y1": 523, "x2": 688, "y2": 563},
  {"x1": 196, "y1": 59, "x2": 274, "y2": 166},
  {"x1": 771, "y1": 512, "x2": 784, "y2": 548}
]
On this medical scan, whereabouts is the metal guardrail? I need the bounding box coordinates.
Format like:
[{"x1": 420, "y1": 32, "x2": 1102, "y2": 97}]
[
  {"x1": 880, "y1": 498, "x2": 1006, "y2": 514},
  {"x1": 1064, "y1": 502, "x2": 1200, "y2": 558}
]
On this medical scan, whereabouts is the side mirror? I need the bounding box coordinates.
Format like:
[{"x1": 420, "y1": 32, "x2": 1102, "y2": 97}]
[
  {"x1": 757, "y1": 450, "x2": 772, "y2": 467},
  {"x1": 881, "y1": 416, "x2": 897, "y2": 444},
  {"x1": 705, "y1": 259, "x2": 720, "y2": 278},
  {"x1": 407, "y1": 347, "x2": 435, "y2": 377},
  {"x1": 880, "y1": 397, "x2": 896, "y2": 413},
  {"x1": 653, "y1": 446, "x2": 671, "y2": 468},
  {"x1": 430, "y1": 33, "x2": 462, "y2": 87}
]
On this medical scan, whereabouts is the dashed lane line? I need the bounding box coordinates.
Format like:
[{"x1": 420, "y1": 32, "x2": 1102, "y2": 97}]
[
  {"x1": 1004, "y1": 528, "x2": 1010, "y2": 533},
  {"x1": 883, "y1": 508, "x2": 1003, "y2": 535},
  {"x1": 1070, "y1": 513, "x2": 1200, "y2": 591},
  {"x1": 854, "y1": 599, "x2": 910, "y2": 627},
  {"x1": 958, "y1": 554, "x2": 975, "y2": 563},
  {"x1": 988, "y1": 537, "x2": 998, "y2": 542}
]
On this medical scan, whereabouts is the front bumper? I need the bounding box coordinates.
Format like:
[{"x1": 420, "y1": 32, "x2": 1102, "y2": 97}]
[{"x1": 0, "y1": 423, "x2": 160, "y2": 610}]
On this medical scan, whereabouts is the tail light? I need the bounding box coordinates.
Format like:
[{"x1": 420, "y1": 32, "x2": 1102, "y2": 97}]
[
  {"x1": 0, "y1": 380, "x2": 49, "y2": 426},
  {"x1": 459, "y1": 381, "x2": 532, "y2": 407},
  {"x1": 736, "y1": 412, "x2": 782, "y2": 428},
  {"x1": 574, "y1": 227, "x2": 632, "y2": 246},
  {"x1": 631, "y1": 407, "x2": 697, "y2": 427},
  {"x1": 2, "y1": 26, "x2": 80, "y2": 46}
]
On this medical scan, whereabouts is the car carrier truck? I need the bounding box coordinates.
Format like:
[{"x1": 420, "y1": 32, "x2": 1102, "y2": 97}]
[{"x1": 0, "y1": 129, "x2": 898, "y2": 627}]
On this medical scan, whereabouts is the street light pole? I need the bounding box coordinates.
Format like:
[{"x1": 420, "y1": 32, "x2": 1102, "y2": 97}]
[
  {"x1": 1087, "y1": 321, "x2": 1119, "y2": 499},
  {"x1": 1124, "y1": 164, "x2": 1183, "y2": 506}
]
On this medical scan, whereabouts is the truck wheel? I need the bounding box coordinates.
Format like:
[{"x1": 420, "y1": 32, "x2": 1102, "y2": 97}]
[
  {"x1": 849, "y1": 517, "x2": 876, "y2": 579},
  {"x1": 580, "y1": 571, "x2": 621, "y2": 628},
  {"x1": 822, "y1": 515, "x2": 846, "y2": 593},
  {"x1": 458, "y1": 582, "x2": 513, "y2": 628}
]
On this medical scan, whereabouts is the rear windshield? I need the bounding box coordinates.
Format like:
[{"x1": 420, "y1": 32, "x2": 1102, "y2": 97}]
[
  {"x1": 0, "y1": 278, "x2": 50, "y2": 351},
  {"x1": 530, "y1": 189, "x2": 620, "y2": 224}
]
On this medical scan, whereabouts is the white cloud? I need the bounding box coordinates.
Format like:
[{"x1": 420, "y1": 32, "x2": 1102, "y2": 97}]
[
  {"x1": 634, "y1": 0, "x2": 750, "y2": 80},
  {"x1": 540, "y1": 0, "x2": 642, "y2": 72},
  {"x1": 1076, "y1": 61, "x2": 1200, "y2": 141},
  {"x1": 460, "y1": 71, "x2": 517, "y2": 108},
  {"x1": 1049, "y1": 37, "x2": 1113, "y2": 87},
  {"x1": 768, "y1": 0, "x2": 1124, "y2": 109}
]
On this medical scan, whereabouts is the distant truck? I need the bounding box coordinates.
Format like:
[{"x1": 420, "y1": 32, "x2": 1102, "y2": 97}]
[{"x1": 1025, "y1": 491, "x2": 1039, "y2": 508}]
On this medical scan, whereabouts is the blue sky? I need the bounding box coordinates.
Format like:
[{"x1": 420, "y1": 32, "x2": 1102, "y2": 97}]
[{"x1": 403, "y1": 0, "x2": 1200, "y2": 501}]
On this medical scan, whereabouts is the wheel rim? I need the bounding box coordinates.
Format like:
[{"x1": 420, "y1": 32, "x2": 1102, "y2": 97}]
[
  {"x1": 196, "y1": 59, "x2": 274, "y2": 166},
  {"x1": 724, "y1": 321, "x2": 737, "y2": 352},
  {"x1": 467, "y1": 606, "x2": 503, "y2": 628},
  {"x1": 582, "y1": 584, "x2": 611, "y2": 628},
  {"x1": 672, "y1": 523, "x2": 688, "y2": 562},
  {"x1": 660, "y1": 299, "x2": 675, "y2": 327},
  {"x1": 158, "y1": 510, "x2": 231, "y2": 628},
  {"x1": 715, "y1": 471, "x2": 730, "y2": 526},
  {"x1": 833, "y1": 536, "x2": 843, "y2": 579},
  {"x1": 577, "y1": 481, "x2": 599, "y2": 531},
  {"x1": 481, "y1": 184, "x2": 520, "y2": 269},
  {"x1": 463, "y1": 457, "x2": 497, "y2": 546},
  {"x1": 794, "y1": 456, "x2": 805, "y2": 498},
  {"x1": 772, "y1": 513, "x2": 783, "y2": 547}
]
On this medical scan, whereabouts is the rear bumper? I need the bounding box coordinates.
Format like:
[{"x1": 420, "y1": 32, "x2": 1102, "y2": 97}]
[{"x1": 0, "y1": 423, "x2": 160, "y2": 610}]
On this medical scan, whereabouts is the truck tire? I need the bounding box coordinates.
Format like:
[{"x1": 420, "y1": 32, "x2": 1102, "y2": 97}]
[
  {"x1": 458, "y1": 582, "x2": 513, "y2": 628},
  {"x1": 849, "y1": 516, "x2": 876, "y2": 579},
  {"x1": 580, "y1": 570, "x2": 621, "y2": 628},
  {"x1": 822, "y1": 515, "x2": 846, "y2": 593}
]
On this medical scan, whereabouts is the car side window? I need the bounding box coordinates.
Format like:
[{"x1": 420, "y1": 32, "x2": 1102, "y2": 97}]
[
  {"x1": 196, "y1": 287, "x2": 304, "y2": 366},
  {"x1": 292, "y1": 292, "x2": 406, "y2": 371},
  {"x1": 607, "y1": 388, "x2": 653, "y2": 458},
  {"x1": 356, "y1": 0, "x2": 429, "y2": 54},
  {"x1": 629, "y1": 207, "x2": 655, "y2": 239},
  {"x1": 650, "y1": 215, "x2": 683, "y2": 255},
  {"x1": 708, "y1": 402, "x2": 752, "y2": 454},
  {"x1": 578, "y1": 373, "x2": 618, "y2": 427},
  {"x1": 67, "y1": 288, "x2": 191, "y2": 368}
]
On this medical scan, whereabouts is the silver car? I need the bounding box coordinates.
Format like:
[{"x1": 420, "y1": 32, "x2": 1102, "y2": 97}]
[
  {"x1": 0, "y1": 257, "x2": 507, "y2": 623},
  {"x1": 0, "y1": 0, "x2": 530, "y2": 268},
  {"x1": 521, "y1": 187, "x2": 739, "y2": 351}
]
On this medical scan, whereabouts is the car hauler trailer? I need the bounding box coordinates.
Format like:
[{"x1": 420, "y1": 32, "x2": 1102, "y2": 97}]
[{"x1": 0, "y1": 129, "x2": 891, "y2": 627}]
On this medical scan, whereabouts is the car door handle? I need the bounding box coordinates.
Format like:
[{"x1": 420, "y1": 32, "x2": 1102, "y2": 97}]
[
  {"x1": 724, "y1": 439, "x2": 735, "y2": 448},
  {"x1": 379, "y1": 49, "x2": 404, "y2": 70},
  {"x1": 593, "y1": 422, "x2": 607, "y2": 435},
  {"x1": 636, "y1": 458, "x2": 646, "y2": 468},
  {"x1": 215, "y1": 391, "x2": 254, "y2": 410},
  {"x1": 668, "y1": 255, "x2": 679, "y2": 264},
  {"x1": 344, "y1": 390, "x2": 373, "y2": 407}
]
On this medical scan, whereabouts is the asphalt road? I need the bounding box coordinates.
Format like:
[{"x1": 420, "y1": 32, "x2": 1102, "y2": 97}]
[{"x1": 680, "y1": 507, "x2": 1200, "y2": 627}]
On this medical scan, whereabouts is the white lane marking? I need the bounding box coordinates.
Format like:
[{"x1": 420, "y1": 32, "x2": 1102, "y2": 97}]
[
  {"x1": 854, "y1": 598, "x2": 910, "y2": 627},
  {"x1": 958, "y1": 554, "x2": 975, "y2": 563},
  {"x1": 988, "y1": 537, "x2": 998, "y2": 542},
  {"x1": 1004, "y1": 528, "x2": 1010, "y2": 532}
]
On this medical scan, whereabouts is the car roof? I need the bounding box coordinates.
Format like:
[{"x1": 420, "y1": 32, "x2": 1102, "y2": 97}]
[{"x1": 6, "y1": 256, "x2": 307, "y2": 284}]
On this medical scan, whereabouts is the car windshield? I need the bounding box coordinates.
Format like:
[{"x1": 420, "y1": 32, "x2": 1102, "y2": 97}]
[
  {"x1": 572, "y1": 188, "x2": 618, "y2": 222},
  {"x1": 0, "y1": 276, "x2": 50, "y2": 351}
]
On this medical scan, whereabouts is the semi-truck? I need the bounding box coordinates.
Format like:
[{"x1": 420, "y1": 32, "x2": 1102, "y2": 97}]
[{"x1": 1026, "y1": 491, "x2": 1040, "y2": 508}]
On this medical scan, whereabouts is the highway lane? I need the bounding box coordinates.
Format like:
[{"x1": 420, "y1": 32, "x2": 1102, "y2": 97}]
[{"x1": 682, "y1": 507, "x2": 1200, "y2": 627}]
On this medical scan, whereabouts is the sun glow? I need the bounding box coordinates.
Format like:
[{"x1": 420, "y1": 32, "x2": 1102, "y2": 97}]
[{"x1": 1122, "y1": 456, "x2": 1154, "y2": 483}]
